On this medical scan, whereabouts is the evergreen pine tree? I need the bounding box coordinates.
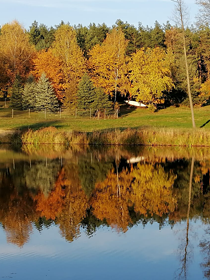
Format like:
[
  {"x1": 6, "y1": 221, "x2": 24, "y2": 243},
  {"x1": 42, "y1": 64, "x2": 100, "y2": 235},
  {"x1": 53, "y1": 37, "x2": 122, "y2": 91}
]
[
  {"x1": 77, "y1": 73, "x2": 113, "y2": 116},
  {"x1": 10, "y1": 75, "x2": 23, "y2": 110},
  {"x1": 36, "y1": 73, "x2": 59, "y2": 112},
  {"x1": 93, "y1": 88, "x2": 113, "y2": 114},
  {"x1": 77, "y1": 73, "x2": 95, "y2": 112},
  {"x1": 22, "y1": 75, "x2": 37, "y2": 110}
]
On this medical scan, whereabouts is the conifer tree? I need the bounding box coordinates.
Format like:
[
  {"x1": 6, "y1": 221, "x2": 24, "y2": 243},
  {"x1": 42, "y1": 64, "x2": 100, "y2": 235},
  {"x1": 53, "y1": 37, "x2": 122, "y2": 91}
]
[
  {"x1": 77, "y1": 73, "x2": 96, "y2": 111},
  {"x1": 36, "y1": 73, "x2": 59, "y2": 112},
  {"x1": 10, "y1": 75, "x2": 23, "y2": 109},
  {"x1": 77, "y1": 73, "x2": 113, "y2": 116},
  {"x1": 22, "y1": 75, "x2": 37, "y2": 110},
  {"x1": 93, "y1": 88, "x2": 113, "y2": 114}
]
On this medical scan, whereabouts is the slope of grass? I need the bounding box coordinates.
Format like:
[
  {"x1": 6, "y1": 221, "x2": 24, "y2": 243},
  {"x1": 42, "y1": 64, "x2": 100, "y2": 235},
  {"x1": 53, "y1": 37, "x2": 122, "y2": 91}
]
[{"x1": 1, "y1": 102, "x2": 210, "y2": 132}]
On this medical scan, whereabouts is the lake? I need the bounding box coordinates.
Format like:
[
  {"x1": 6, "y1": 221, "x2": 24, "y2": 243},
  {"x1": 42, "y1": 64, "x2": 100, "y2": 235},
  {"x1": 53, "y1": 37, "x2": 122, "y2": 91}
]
[{"x1": 0, "y1": 145, "x2": 209, "y2": 280}]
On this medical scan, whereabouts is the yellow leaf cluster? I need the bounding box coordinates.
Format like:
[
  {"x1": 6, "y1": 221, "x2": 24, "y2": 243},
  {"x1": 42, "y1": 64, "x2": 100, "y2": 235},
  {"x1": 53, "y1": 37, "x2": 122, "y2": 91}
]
[
  {"x1": 0, "y1": 20, "x2": 35, "y2": 84},
  {"x1": 88, "y1": 28, "x2": 130, "y2": 97},
  {"x1": 51, "y1": 25, "x2": 87, "y2": 106},
  {"x1": 129, "y1": 47, "x2": 174, "y2": 102}
]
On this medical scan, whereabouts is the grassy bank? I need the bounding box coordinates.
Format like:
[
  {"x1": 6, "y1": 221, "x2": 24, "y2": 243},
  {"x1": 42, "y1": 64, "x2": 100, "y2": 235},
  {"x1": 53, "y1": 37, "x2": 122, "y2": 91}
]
[
  {"x1": 1, "y1": 102, "x2": 210, "y2": 147},
  {"x1": 1, "y1": 102, "x2": 210, "y2": 132}
]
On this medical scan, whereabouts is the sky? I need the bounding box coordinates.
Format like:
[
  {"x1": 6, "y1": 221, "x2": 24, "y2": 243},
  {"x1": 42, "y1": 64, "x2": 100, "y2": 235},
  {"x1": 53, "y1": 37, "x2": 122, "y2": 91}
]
[{"x1": 0, "y1": 0, "x2": 198, "y2": 30}]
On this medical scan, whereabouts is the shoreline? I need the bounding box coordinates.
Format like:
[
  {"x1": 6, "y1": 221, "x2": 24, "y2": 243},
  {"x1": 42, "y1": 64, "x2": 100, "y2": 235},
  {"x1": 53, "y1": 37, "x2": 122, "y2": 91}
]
[{"x1": 1, "y1": 126, "x2": 210, "y2": 147}]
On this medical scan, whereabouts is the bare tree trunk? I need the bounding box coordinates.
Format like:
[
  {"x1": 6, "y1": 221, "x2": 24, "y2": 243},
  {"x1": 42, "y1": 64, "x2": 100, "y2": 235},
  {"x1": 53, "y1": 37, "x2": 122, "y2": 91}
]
[
  {"x1": 173, "y1": 0, "x2": 196, "y2": 128},
  {"x1": 182, "y1": 32, "x2": 196, "y2": 128}
]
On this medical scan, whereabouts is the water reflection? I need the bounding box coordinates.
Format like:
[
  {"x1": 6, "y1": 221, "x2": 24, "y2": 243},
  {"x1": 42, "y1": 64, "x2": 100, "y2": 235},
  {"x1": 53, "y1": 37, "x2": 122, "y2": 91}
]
[{"x1": 0, "y1": 145, "x2": 210, "y2": 279}]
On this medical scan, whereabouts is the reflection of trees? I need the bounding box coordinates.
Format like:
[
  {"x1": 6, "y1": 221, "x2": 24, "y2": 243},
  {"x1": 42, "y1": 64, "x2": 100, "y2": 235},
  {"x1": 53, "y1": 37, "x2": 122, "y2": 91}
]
[
  {"x1": 34, "y1": 167, "x2": 66, "y2": 220},
  {"x1": 78, "y1": 156, "x2": 112, "y2": 197},
  {"x1": 200, "y1": 228, "x2": 210, "y2": 279},
  {"x1": 175, "y1": 158, "x2": 194, "y2": 280},
  {"x1": 130, "y1": 163, "x2": 177, "y2": 217},
  {"x1": 0, "y1": 168, "x2": 37, "y2": 247},
  {"x1": 90, "y1": 162, "x2": 177, "y2": 232},
  {"x1": 168, "y1": 159, "x2": 202, "y2": 222},
  {"x1": 2, "y1": 153, "x2": 210, "y2": 252},
  {"x1": 25, "y1": 160, "x2": 61, "y2": 197},
  {"x1": 56, "y1": 164, "x2": 89, "y2": 242},
  {"x1": 199, "y1": 161, "x2": 210, "y2": 279},
  {"x1": 91, "y1": 168, "x2": 133, "y2": 232}
]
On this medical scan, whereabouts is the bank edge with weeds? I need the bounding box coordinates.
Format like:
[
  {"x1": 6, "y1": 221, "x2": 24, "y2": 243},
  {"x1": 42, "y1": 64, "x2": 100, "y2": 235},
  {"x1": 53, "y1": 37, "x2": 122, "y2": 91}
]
[{"x1": 20, "y1": 126, "x2": 210, "y2": 148}]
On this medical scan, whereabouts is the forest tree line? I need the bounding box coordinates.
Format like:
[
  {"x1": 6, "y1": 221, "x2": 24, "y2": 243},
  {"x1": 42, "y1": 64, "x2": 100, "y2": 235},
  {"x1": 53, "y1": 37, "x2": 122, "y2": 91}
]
[{"x1": 1, "y1": 2, "x2": 210, "y2": 113}]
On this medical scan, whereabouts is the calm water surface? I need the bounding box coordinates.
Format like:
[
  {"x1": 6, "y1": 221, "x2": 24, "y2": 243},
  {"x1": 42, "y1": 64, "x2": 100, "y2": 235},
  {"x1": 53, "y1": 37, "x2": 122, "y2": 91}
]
[{"x1": 0, "y1": 145, "x2": 209, "y2": 280}]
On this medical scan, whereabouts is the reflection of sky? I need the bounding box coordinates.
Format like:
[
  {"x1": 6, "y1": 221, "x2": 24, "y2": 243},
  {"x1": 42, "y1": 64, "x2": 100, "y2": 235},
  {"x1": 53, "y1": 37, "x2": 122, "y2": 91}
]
[{"x1": 0, "y1": 220, "x2": 206, "y2": 280}]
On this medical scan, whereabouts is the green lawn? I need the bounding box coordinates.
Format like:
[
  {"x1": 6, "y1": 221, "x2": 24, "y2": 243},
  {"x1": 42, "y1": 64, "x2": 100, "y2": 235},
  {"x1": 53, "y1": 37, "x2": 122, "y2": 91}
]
[{"x1": 0, "y1": 102, "x2": 210, "y2": 132}]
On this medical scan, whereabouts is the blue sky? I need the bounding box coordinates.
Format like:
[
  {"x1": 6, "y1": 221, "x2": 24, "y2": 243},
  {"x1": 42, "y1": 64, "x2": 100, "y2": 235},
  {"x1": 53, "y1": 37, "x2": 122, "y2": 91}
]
[{"x1": 0, "y1": 0, "x2": 198, "y2": 30}]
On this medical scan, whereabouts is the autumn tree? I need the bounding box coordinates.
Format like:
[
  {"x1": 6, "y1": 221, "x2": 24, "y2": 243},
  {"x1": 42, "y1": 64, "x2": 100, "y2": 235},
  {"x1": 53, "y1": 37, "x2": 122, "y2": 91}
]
[
  {"x1": 129, "y1": 47, "x2": 174, "y2": 103},
  {"x1": 88, "y1": 28, "x2": 130, "y2": 102},
  {"x1": 0, "y1": 20, "x2": 35, "y2": 86},
  {"x1": 0, "y1": 52, "x2": 9, "y2": 89},
  {"x1": 31, "y1": 49, "x2": 64, "y2": 100},
  {"x1": 51, "y1": 24, "x2": 86, "y2": 109},
  {"x1": 195, "y1": 3, "x2": 210, "y2": 105}
]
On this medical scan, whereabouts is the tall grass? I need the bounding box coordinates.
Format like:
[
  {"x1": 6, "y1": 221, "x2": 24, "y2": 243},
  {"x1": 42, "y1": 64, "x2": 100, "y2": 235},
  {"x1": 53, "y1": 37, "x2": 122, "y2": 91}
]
[
  {"x1": 21, "y1": 127, "x2": 88, "y2": 146},
  {"x1": 21, "y1": 126, "x2": 210, "y2": 147}
]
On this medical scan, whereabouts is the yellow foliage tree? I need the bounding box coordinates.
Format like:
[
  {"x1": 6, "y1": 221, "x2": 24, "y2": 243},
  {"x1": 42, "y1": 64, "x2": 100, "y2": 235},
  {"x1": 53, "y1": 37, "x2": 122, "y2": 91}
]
[
  {"x1": 31, "y1": 49, "x2": 64, "y2": 100},
  {"x1": 0, "y1": 20, "x2": 35, "y2": 85},
  {"x1": 129, "y1": 47, "x2": 174, "y2": 103},
  {"x1": 88, "y1": 28, "x2": 130, "y2": 102},
  {"x1": 51, "y1": 24, "x2": 86, "y2": 108}
]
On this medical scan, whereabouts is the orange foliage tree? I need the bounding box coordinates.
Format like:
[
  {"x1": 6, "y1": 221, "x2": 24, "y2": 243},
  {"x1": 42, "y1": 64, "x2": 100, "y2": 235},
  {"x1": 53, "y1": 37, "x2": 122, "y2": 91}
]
[{"x1": 31, "y1": 49, "x2": 64, "y2": 100}]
